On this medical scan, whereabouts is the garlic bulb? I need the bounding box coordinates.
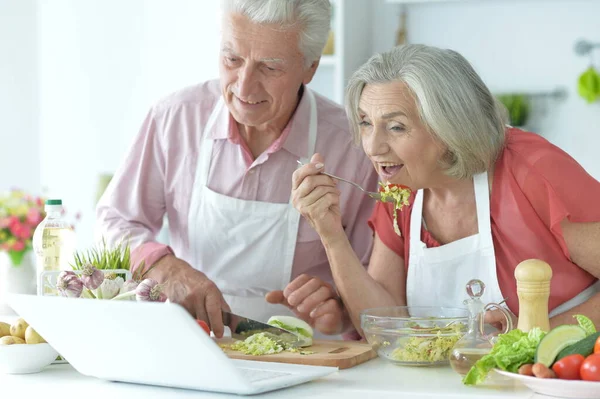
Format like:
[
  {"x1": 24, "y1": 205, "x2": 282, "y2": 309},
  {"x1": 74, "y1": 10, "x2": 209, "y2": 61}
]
[
  {"x1": 56, "y1": 271, "x2": 83, "y2": 298},
  {"x1": 136, "y1": 278, "x2": 168, "y2": 302},
  {"x1": 120, "y1": 279, "x2": 139, "y2": 294},
  {"x1": 94, "y1": 278, "x2": 121, "y2": 300},
  {"x1": 80, "y1": 263, "x2": 104, "y2": 290}
]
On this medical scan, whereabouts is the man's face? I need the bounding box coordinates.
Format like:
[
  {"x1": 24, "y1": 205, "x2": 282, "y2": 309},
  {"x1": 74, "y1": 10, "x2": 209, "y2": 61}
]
[{"x1": 219, "y1": 13, "x2": 318, "y2": 129}]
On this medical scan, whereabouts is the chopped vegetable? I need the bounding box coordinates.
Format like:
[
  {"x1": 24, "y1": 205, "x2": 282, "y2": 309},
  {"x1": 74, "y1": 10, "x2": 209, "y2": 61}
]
[
  {"x1": 228, "y1": 332, "x2": 284, "y2": 356},
  {"x1": 534, "y1": 324, "x2": 586, "y2": 366},
  {"x1": 268, "y1": 315, "x2": 313, "y2": 347},
  {"x1": 390, "y1": 322, "x2": 464, "y2": 363},
  {"x1": 378, "y1": 182, "x2": 411, "y2": 236}
]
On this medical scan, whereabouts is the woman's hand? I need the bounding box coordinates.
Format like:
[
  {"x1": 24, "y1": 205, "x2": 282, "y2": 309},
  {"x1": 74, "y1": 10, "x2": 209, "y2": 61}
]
[
  {"x1": 292, "y1": 153, "x2": 344, "y2": 243},
  {"x1": 266, "y1": 274, "x2": 345, "y2": 335},
  {"x1": 484, "y1": 307, "x2": 517, "y2": 333}
]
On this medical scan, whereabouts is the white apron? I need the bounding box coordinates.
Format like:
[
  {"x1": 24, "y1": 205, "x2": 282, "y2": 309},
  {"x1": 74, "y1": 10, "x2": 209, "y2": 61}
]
[
  {"x1": 406, "y1": 172, "x2": 598, "y2": 318},
  {"x1": 406, "y1": 173, "x2": 503, "y2": 308},
  {"x1": 187, "y1": 89, "x2": 318, "y2": 323}
]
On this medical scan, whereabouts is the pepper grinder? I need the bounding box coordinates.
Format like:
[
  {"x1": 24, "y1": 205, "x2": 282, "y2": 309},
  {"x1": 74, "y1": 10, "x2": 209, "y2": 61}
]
[{"x1": 515, "y1": 259, "x2": 553, "y2": 332}]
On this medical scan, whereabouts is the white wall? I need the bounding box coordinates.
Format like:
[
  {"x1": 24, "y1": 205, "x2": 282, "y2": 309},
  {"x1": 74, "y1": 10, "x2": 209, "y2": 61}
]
[
  {"x1": 37, "y1": 0, "x2": 221, "y2": 249},
  {"x1": 381, "y1": 0, "x2": 600, "y2": 179},
  {"x1": 3, "y1": 0, "x2": 599, "y2": 251},
  {"x1": 0, "y1": 0, "x2": 39, "y2": 194}
]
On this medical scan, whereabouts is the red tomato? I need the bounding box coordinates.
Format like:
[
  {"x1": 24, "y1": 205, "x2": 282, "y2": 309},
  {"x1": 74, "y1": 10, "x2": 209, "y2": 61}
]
[
  {"x1": 196, "y1": 319, "x2": 210, "y2": 335},
  {"x1": 552, "y1": 354, "x2": 585, "y2": 380},
  {"x1": 594, "y1": 336, "x2": 600, "y2": 355},
  {"x1": 580, "y1": 354, "x2": 600, "y2": 382}
]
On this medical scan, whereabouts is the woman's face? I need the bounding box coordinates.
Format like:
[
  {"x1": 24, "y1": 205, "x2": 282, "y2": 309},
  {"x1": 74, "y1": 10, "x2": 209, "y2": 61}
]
[{"x1": 358, "y1": 81, "x2": 447, "y2": 190}]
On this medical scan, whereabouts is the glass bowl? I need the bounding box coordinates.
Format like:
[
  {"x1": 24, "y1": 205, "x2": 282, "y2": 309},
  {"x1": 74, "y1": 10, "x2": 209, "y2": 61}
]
[{"x1": 360, "y1": 306, "x2": 469, "y2": 367}]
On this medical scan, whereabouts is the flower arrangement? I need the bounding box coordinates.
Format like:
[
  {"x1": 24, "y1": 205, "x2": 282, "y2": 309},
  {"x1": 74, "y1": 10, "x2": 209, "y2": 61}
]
[{"x1": 0, "y1": 190, "x2": 45, "y2": 266}]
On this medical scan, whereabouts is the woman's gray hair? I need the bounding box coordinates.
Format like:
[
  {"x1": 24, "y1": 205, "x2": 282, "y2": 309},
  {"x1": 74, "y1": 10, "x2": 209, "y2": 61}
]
[
  {"x1": 221, "y1": 0, "x2": 331, "y2": 68},
  {"x1": 345, "y1": 44, "x2": 508, "y2": 179}
]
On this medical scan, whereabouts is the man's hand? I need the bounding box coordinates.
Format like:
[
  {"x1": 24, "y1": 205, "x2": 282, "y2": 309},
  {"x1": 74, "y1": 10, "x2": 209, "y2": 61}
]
[
  {"x1": 266, "y1": 274, "x2": 345, "y2": 335},
  {"x1": 147, "y1": 255, "x2": 230, "y2": 337}
]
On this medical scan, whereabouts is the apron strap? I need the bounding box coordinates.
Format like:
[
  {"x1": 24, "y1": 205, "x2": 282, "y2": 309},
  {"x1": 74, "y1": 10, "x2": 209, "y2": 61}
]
[
  {"x1": 198, "y1": 97, "x2": 225, "y2": 187},
  {"x1": 291, "y1": 88, "x2": 318, "y2": 205},
  {"x1": 473, "y1": 172, "x2": 493, "y2": 248},
  {"x1": 409, "y1": 189, "x2": 425, "y2": 258}
]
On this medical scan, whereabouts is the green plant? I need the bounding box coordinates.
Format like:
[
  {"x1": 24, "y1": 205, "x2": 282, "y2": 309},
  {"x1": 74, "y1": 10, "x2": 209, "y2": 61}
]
[
  {"x1": 71, "y1": 238, "x2": 131, "y2": 271},
  {"x1": 497, "y1": 94, "x2": 530, "y2": 127}
]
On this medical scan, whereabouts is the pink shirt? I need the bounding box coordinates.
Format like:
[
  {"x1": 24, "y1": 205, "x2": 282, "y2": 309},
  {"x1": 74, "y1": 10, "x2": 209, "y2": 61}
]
[{"x1": 96, "y1": 79, "x2": 378, "y2": 286}]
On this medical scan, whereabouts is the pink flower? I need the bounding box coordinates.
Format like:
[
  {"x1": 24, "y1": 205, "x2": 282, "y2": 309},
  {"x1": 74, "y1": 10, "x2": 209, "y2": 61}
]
[
  {"x1": 9, "y1": 222, "x2": 31, "y2": 240},
  {"x1": 0, "y1": 243, "x2": 10, "y2": 251},
  {"x1": 7, "y1": 216, "x2": 19, "y2": 229},
  {"x1": 12, "y1": 240, "x2": 25, "y2": 251},
  {"x1": 0, "y1": 218, "x2": 9, "y2": 229},
  {"x1": 26, "y1": 208, "x2": 42, "y2": 226}
]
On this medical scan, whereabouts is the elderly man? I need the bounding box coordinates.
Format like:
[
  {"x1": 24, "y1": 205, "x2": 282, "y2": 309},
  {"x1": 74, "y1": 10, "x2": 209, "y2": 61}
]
[{"x1": 96, "y1": 0, "x2": 378, "y2": 337}]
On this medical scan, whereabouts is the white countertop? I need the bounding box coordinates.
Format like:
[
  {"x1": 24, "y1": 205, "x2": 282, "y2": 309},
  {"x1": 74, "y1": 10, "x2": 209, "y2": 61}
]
[
  {"x1": 0, "y1": 355, "x2": 547, "y2": 399},
  {"x1": 0, "y1": 311, "x2": 551, "y2": 399}
]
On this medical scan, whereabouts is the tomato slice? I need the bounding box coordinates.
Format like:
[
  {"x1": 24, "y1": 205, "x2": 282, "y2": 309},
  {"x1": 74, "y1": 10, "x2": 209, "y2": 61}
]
[
  {"x1": 552, "y1": 354, "x2": 585, "y2": 380},
  {"x1": 594, "y1": 335, "x2": 600, "y2": 355},
  {"x1": 196, "y1": 319, "x2": 211, "y2": 335},
  {"x1": 580, "y1": 353, "x2": 600, "y2": 382}
]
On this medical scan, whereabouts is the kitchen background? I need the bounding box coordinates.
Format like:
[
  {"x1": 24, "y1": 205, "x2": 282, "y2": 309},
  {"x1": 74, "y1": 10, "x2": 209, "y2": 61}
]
[{"x1": 1, "y1": 0, "x2": 599, "y2": 250}]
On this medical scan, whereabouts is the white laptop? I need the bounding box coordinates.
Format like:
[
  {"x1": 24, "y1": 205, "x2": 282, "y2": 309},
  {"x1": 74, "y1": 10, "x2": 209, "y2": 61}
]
[{"x1": 7, "y1": 294, "x2": 338, "y2": 395}]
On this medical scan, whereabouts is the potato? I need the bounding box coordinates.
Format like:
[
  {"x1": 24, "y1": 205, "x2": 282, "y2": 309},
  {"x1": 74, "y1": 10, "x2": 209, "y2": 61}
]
[
  {"x1": 0, "y1": 322, "x2": 10, "y2": 338},
  {"x1": 25, "y1": 326, "x2": 46, "y2": 344},
  {"x1": 0, "y1": 336, "x2": 25, "y2": 345},
  {"x1": 9, "y1": 318, "x2": 29, "y2": 339}
]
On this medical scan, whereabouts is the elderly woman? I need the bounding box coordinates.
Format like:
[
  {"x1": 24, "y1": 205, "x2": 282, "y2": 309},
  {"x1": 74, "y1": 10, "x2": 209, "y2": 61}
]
[{"x1": 289, "y1": 44, "x2": 600, "y2": 335}]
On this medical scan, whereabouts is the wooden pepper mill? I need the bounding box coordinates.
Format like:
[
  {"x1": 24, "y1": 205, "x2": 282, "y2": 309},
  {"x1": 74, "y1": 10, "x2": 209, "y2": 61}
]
[{"x1": 515, "y1": 259, "x2": 553, "y2": 332}]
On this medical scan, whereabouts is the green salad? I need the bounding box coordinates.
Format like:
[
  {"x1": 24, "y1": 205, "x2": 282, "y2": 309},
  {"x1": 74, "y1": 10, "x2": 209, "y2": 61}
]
[{"x1": 390, "y1": 322, "x2": 465, "y2": 363}]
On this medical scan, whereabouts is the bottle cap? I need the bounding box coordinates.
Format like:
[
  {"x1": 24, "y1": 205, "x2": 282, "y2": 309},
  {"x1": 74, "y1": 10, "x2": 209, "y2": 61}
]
[{"x1": 45, "y1": 199, "x2": 62, "y2": 205}]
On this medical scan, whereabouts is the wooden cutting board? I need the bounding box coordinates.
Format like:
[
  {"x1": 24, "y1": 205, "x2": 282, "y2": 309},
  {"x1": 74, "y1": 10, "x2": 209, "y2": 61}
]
[{"x1": 219, "y1": 339, "x2": 377, "y2": 369}]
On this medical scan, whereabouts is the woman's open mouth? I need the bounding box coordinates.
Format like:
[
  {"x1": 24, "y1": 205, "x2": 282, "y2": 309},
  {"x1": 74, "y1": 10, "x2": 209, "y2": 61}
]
[{"x1": 379, "y1": 163, "x2": 403, "y2": 179}]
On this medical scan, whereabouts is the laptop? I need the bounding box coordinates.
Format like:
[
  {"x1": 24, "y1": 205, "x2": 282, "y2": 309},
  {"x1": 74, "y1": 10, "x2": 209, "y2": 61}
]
[{"x1": 7, "y1": 294, "x2": 338, "y2": 395}]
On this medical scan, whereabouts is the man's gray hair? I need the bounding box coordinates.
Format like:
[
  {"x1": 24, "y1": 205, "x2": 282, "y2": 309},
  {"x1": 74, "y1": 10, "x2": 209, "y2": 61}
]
[
  {"x1": 345, "y1": 44, "x2": 508, "y2": 179},
  {"x1": 221, "y1": 0, "x2": 331, "y2": 68}
]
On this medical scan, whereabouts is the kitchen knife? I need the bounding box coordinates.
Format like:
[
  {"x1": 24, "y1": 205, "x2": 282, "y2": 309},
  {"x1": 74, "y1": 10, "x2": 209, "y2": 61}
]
[{"x1": 221, "y1": 310, "x2": 307, "y2": 348}]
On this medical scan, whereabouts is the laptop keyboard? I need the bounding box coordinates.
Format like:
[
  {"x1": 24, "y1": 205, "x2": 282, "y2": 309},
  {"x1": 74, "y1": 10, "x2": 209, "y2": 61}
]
[{"x1": 238, "y1": 368, "x2": 292, "y2": 383}]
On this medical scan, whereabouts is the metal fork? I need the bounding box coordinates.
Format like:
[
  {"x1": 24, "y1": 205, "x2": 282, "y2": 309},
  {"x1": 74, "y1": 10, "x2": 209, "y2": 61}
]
[{"x1": 296, "y1": 159, "x2": 382, "y2": 200}]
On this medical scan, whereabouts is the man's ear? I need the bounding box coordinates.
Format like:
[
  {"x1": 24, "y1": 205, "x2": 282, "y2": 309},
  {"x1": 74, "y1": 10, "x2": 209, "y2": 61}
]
[{"x1": 303, "y1": 60, "x2": 320, "y2": 85}]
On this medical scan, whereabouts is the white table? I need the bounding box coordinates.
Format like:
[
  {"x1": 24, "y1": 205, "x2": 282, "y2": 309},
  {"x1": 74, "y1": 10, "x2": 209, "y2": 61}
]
[
  {"x1": 0, "y1": 354, "x2": 550, "y2": 399},
  {"x1": 1, "y1": 311, "x2": 550, "y2": 399}
]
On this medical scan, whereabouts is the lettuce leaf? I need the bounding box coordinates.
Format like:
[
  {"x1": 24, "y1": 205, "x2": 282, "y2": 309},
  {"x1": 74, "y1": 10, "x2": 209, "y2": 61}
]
[{"x1": 463, "y1": 328, "x2": 546, "y2": 386}]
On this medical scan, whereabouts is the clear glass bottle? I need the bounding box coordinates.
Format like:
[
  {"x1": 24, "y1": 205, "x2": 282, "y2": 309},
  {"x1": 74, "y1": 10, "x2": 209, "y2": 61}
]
[
  {"x1": 449, "y1": 279, "x2": 495, "y2": 376},
  {"x1": 449, "y1": 279, "x2": 514, "y2": 376},
  {"x1": 32, "y1": 199, "x2": 76, "y2": 295}
]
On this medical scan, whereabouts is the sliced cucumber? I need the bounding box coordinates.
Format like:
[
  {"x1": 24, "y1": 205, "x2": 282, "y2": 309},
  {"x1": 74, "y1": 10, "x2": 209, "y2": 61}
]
[
  {"x1": 534, "y1": 325, "x2": 587, "y2": 367},
  {"x1": 556, "y1": 332, "x2": 600, "y2": 361}
]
